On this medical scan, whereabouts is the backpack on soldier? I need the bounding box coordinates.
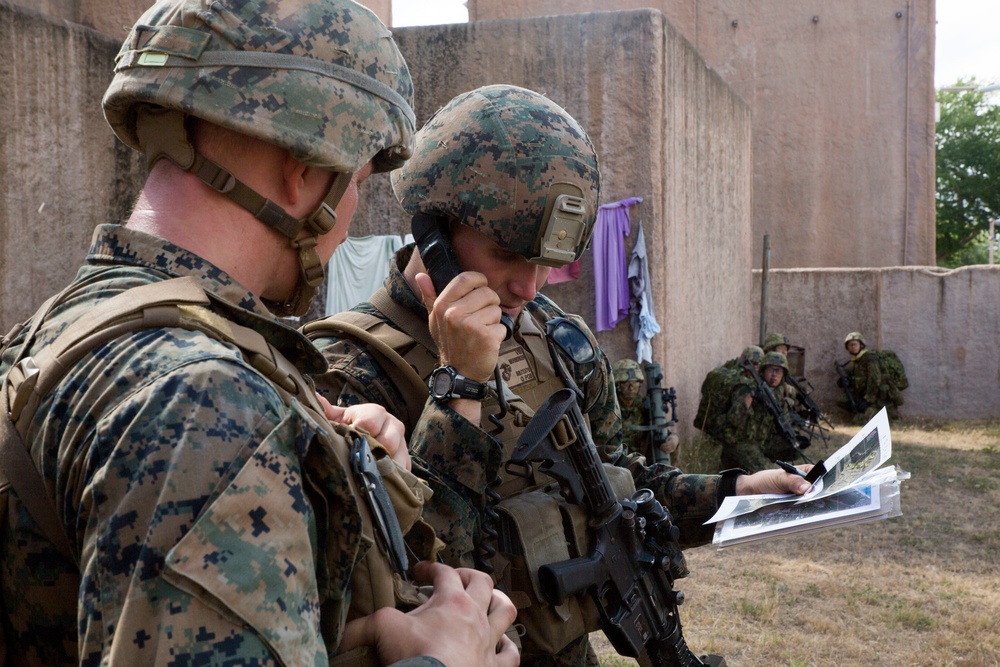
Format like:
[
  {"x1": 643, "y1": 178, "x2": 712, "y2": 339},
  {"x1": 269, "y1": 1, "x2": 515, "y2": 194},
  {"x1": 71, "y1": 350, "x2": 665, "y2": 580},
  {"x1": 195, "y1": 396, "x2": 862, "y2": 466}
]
[
  {"x1": 873, "y1": 350, "x2": 909, "y2": 392},
  {"x1": 694, "y1": 363, "x2": 741, "y2": 440}
]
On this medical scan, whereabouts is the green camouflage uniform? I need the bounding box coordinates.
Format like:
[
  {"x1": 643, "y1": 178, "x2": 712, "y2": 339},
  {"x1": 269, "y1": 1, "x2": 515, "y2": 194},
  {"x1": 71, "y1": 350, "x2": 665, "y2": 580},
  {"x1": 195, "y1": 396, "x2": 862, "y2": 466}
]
[
  {"x1": 309, "y1": 84, "x2": 734, "y2": 667},
  {"x1": 0, "y1": 226, "x2": 439, "y2": 667},
  {"x1": 718, "y1": 380, "x2": 798, "y2": 473},
  {"x1": 848, "y1": 349, "x2": 900, "y2": 421},
  {"x1": 619, "y1": 400, "x2": 650, "y2": 457}
]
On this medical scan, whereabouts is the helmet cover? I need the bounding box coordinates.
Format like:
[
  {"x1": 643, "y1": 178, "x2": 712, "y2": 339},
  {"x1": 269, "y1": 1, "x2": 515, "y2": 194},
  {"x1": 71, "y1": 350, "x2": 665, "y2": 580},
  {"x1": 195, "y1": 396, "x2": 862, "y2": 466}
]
[
  {"x1": 613, "y1": 359, "x2": 645, "y2": 384},
  {"x1": 391, "y1": 84, "x2": 600, "y2": 266},
  {"x1": 103, "y1": 0, "x2": 415, "y2": 174}
]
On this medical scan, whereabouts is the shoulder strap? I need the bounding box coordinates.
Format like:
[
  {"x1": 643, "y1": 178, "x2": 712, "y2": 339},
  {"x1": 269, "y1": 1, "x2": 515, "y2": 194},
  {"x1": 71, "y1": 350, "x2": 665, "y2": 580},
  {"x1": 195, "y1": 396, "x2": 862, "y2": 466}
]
[
  {"x1": 368, "y1": 287, "x2": 438, "y2": 356},
  {"x1": 0, "y1": 277, "x2": 329, "y2": 566},
  {"x1": 303, "y1": 310, "x2": 429, "y2": 429}
]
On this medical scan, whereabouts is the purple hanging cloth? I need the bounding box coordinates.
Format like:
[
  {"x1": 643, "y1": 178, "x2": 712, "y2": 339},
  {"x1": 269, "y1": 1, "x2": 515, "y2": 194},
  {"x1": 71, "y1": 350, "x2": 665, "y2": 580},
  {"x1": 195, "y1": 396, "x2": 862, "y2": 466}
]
[{"x1": 593, "y1": 196, "x2": 643, "y2": 331}]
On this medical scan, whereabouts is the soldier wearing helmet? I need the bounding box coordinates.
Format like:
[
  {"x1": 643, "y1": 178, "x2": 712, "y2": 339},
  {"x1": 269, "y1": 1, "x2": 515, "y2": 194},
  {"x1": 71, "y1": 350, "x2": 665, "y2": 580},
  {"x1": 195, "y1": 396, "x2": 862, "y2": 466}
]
[
  {"x1": 307, "y1": 84, "x2": 816, "y2": 666},
  {"x1": 716, "y1": 351, "x2": 804, "y2": 473},
  {"x1": 0, "y1": 2, "x2": 517, "y2": 666},
  {"x1": 613, "y1": 359, "x2": 680, "y2": 461},
  {"x1": 838, "y1": 331, "x2": 907, "y2": 421},
  {"x1": 763, "y1": 332, "x2": 792, "y2": 356}
]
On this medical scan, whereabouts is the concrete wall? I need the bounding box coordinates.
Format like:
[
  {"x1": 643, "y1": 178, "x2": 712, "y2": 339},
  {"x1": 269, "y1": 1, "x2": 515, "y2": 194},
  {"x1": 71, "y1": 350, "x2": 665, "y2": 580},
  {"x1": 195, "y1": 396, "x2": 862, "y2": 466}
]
[
  {"x1": 468, "y1": 0, "x2": 938, "y2": 270},
  {"x1": 22, "y1": 0, "x2": 392, "y2": 38},
  {"x1": 348, "y1": 11, "x2": 756, "y2": 431},
  {"x1": 0, "y1": 2, "x2": 146, "y2": 327},
  {"x1": 752, "y1": 265, "x2": 1000, "y2": 421}
]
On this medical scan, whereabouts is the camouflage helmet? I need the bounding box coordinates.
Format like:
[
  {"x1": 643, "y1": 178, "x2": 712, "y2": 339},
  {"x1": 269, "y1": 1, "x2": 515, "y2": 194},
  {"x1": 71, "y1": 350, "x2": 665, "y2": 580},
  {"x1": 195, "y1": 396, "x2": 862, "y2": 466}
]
[
  {"x1": 762, "y1": 332, "x2": 791, "y2": 353},
  {"x1": 761, "y1": 351, "x2": 789, "y2": 372},
  {"x1": 392, "y1": 85, "x2": 601, "y2": 267},
  {"x1": 101, "y1": 0, "x2": 415, "y2": 317},
  {"x1": 739, "y1": 345, "x2": 765, "y2": 367},
  {"x1": 613, "y1": 359, "x2": 645, "y2": 384},
  {"x1": 103, "y1": 0, "x2": 414, "y2": 175},
  {"x1": 844, "y1": 331, "x2": 866, "y2": 350}
]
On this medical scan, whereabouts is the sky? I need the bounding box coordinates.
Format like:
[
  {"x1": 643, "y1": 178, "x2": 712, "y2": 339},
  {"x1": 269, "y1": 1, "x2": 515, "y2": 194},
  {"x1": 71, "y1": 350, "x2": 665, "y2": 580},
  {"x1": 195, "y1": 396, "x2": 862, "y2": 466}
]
[{"x1": 391, "y1": 0, "x2": 1000, "y2": 92}]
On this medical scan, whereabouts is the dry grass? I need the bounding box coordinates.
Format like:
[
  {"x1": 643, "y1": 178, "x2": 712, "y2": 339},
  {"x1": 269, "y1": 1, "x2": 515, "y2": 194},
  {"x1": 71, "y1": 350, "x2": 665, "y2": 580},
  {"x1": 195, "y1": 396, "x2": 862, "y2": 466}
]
[{"x1": 592, "y1": 418, "x2": 1000, "y2": 666}]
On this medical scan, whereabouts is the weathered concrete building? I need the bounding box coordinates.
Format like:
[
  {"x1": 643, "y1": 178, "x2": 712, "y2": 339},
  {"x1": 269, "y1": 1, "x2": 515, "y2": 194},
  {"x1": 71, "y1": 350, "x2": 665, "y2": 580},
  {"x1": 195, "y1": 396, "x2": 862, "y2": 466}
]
[{"x1": 468, "y1": 0, "x2": 938, "y2": 269}]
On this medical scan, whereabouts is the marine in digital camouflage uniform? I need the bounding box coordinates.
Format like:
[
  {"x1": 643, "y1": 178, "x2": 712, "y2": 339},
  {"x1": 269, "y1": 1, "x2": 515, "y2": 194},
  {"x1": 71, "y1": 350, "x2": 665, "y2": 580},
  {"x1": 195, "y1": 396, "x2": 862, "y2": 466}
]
[
  {"x1": 306, "y1": 85, "x2": 814, "y2": 667},
  {"x1": 0, "y1": 2, "x2": 517, "y2": 666},
  {"x1": 718, "y1": 352, "x2": 800, "y2": 472}
]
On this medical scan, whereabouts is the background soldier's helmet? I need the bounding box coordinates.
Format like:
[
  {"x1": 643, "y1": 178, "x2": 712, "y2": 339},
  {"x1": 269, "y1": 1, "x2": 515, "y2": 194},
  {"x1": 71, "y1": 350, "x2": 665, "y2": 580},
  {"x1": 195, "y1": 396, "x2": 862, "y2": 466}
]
[
  {"x1": 762, "y1": 352, "x2": 789, "y2": 371},
  {"x1": 103, "y1": 0, "x2": 415, "y2": 175},
  {"x1": 613, "y1": 359, "x2": 645, "y2": 384},
  {"x1": 763, "y1": 332, "x2": 791, "y2": 353},
  {"x1": 844, "y1": 331, "x2": 867, "y2": 350},
  {"x1": 739, "y1": 345, "x2": 765, "y2": 366},
  {"x1": 392, "y1": 84, "x2": 601, "y2": 267}
]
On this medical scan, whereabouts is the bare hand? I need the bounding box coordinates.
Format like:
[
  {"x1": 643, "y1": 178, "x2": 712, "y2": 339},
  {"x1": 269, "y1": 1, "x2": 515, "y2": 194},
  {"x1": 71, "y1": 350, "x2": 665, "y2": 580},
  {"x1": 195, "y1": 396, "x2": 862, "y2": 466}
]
[
  {"x1": 735, "y1": 465, "x2": 814, "y2": 496},
  {"x1": 340, "y1": 562, "x2": 519, "y2": 666},
  {"x1": 318, "y1": 394, "x2": 410, "y2": 471},
  {"x1": 415, "y1": 271, "x2": 507, "y2": 383}
]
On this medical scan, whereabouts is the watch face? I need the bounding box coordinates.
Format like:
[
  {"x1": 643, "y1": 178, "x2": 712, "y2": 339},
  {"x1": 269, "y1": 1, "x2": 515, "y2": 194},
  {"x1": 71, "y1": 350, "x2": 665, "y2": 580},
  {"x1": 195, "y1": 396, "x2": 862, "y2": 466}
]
[{"x1": 431, "y1": 368, "x2": 454, "y2": 397}]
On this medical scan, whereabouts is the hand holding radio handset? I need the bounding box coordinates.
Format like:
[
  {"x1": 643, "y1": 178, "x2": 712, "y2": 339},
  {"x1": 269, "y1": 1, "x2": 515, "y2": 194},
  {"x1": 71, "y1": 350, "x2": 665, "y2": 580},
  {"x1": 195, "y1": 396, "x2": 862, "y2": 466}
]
[{"x1": 412, "y1": 214, "x2": 513, "y2": 384}]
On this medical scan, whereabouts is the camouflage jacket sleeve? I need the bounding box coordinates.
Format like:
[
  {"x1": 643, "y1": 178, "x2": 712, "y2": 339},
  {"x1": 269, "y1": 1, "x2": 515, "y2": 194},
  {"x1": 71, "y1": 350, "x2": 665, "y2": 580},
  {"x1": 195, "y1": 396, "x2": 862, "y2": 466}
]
[
  {"x1": 8, "y1": 347, "x2": 438, "y2": 667},
  {"x1": 408, "y1": 403, "x2": 505, "y2": 568}
]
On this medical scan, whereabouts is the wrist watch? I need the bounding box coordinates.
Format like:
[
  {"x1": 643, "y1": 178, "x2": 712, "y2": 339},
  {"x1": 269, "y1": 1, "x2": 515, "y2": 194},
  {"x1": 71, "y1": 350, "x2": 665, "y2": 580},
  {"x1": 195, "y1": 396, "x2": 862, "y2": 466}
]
[{"x1": 428, "y1": 365, "x2": 489, "y2": 402}]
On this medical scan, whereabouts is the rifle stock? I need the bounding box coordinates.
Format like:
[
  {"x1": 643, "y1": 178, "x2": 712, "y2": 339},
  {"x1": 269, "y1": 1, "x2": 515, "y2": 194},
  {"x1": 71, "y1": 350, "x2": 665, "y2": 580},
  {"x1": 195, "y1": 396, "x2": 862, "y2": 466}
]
[{"x1": 509, "y1": 388, "x2": 724, "y2": 667}]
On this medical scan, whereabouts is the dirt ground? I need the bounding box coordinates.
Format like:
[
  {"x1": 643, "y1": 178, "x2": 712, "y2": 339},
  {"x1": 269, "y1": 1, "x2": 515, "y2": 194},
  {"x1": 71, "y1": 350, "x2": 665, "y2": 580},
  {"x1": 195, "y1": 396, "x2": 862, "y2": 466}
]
[{"x1": 590, "y1": 418, "x2": 1000, "y2": 667}]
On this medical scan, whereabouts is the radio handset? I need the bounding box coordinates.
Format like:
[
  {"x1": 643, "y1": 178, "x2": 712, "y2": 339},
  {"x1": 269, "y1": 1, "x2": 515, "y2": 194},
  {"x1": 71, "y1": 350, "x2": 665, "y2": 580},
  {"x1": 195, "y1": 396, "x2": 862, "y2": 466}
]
[{"x1": 411, "y1": 213, "x2": 514, "y2": 338}]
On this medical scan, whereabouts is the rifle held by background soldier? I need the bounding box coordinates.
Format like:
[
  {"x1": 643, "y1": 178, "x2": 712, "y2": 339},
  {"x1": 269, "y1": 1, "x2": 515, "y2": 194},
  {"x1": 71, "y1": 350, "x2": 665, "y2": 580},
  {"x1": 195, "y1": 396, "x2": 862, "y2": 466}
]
[
  {"x1": 834, "y1": 360, "x2": 863, "y2": 414},
  {"x1": 741, "y1": 360, "x2": 814, "y2": 465},
  {"x1": 784, "y1": 374, "x2": 832, "y2": 446}
]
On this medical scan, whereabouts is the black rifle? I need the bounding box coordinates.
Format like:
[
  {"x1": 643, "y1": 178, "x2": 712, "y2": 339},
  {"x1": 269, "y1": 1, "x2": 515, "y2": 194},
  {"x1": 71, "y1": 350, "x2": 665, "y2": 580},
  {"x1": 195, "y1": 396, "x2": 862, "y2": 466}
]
[
  {"x1": 509, "y1": 388, "x2": 725, "y2": 667},
  {"x1": 834, "y1": 360, "x2": 864, "y2": 414},
  {"x1": 784, "y1": 374, "x2": 832, "y2": 447},
  {"x1": 628, "y1": 362, "x2": 677, "y2": 463},
  {"x1": 741, "y1": 361, "x2": 814, "y2": 465}
]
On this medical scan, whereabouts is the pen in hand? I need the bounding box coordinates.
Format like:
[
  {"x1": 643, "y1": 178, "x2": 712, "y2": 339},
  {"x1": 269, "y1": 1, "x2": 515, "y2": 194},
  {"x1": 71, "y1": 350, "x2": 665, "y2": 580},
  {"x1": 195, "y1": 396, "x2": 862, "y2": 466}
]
[{"x1": 776, "y1": 460, "x2": 808, "y2": 479}]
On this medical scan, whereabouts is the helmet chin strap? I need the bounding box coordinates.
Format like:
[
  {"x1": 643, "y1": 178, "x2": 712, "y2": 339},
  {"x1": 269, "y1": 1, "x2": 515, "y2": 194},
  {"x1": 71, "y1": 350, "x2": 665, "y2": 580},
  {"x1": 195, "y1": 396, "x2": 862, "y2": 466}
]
[{"x1": 136, "y1": 107, "x2": 353, "y2": 316}]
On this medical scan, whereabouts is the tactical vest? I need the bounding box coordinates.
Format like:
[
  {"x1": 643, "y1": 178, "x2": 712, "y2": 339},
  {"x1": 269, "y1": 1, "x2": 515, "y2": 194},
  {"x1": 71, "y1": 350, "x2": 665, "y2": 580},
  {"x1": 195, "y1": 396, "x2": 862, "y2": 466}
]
[
  {"x1": 0, "y1": 277, "x2": 430, "y2": 667},
  {"x1": 305, "y1": 287, "x2": 636, "y2": 658}
]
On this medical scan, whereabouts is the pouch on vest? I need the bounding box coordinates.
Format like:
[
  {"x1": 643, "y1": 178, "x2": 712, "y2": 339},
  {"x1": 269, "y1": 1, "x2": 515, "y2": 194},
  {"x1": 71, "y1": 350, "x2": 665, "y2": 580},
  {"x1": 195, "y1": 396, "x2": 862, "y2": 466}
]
[{"x1": 494, "y1": 463, "x2": 635, "y2": 657}]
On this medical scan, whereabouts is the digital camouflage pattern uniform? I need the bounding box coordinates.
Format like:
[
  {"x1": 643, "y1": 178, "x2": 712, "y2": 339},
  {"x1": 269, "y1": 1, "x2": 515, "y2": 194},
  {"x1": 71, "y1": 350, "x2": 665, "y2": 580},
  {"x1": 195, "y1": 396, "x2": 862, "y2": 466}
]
[
  {"x1": 0, "y1": 227, "x2": 437, "y2": 667},
  {"x1": 309, "y1": 249, "x2": 733, "y2": 667},
  {"x1": 0, "y1": 0, "x2": 440, "y2": 664},
  {"x1": 308, "y1": 85, "x2": 738, "y2": 667}
]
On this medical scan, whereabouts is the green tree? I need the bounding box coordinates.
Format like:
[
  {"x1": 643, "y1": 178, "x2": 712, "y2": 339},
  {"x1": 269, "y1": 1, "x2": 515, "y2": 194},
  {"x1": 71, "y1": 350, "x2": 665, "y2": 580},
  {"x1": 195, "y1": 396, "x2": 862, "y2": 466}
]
[{"x1": 935, "y1": 79, "x2": 1000, "y2": 267}]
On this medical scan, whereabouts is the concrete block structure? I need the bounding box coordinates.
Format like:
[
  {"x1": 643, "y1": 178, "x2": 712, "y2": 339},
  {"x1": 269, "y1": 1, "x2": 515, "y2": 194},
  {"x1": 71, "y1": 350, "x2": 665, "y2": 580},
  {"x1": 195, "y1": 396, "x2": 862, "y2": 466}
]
[
  {"x1": 0, "y1": 2, "x2": 146, "y2": 326},
  {"x1": 753, "y1": 265, "x2": 1000, "y2": 421},
  {"x1": 468, "y1": 0, "x2": 938, "y2": 269}
]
